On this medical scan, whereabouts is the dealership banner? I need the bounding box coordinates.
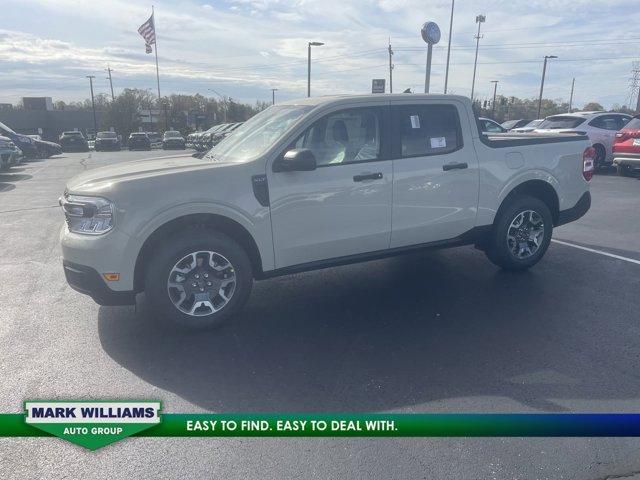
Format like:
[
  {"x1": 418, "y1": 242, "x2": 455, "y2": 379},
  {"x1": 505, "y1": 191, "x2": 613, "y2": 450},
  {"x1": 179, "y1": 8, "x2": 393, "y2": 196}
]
[{"x1": 4, "y1": 406, "x2": 640, "y2": 450}]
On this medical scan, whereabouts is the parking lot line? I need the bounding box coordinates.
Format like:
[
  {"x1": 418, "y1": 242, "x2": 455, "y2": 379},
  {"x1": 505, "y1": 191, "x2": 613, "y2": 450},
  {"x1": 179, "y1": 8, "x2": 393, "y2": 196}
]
[{"x1": 552, "y1": 239, "x2": 640, "y2": 266}]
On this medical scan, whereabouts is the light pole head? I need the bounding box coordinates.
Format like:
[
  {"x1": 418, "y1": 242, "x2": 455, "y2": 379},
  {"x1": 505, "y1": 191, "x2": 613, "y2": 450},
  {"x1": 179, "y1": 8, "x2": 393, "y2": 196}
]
[
  {"x1": 420, "y1": 22, "x2": 441, "y2": 45},
  {"x1": 476, "y1": 14, "x2": 486, "y2": 23},
  {"x1": 309, "y1": 42, "x2": 324, "y2": 47},
  {"x1": 545, "y1": 55, "x2": 558, "y2": 59},
  {"x1": 491, "y1": 80, "x2": 498, "y2": 84}
]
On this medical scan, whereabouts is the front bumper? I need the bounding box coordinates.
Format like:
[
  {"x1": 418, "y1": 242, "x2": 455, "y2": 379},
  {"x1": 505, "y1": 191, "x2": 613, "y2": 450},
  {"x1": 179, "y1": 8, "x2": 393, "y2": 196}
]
[
  {"x1": 556, "y1": 191, "x2": 591, "y2": 226},
  {"x1": 613, "y1": 153, "x2": 640, "y2": 167},
  {"x1": 63, "y1": 261, "x2": 135, "y2": 306}
]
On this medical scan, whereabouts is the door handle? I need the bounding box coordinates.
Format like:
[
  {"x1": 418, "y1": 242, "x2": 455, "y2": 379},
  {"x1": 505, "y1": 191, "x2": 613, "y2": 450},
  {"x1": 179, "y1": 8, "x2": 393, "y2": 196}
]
[
  {"x1": 353, "y1": 172, "x2": 383, "y2": 182},
  {"x1": 442, "y1": 162, "x2": 468, "y2": 171}
]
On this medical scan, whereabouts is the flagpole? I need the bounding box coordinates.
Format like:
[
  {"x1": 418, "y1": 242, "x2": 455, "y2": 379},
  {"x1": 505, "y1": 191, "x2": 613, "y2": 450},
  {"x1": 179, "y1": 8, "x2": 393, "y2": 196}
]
[{"x1": 152, "y1": 5, "x2": 166, "y2": 129}]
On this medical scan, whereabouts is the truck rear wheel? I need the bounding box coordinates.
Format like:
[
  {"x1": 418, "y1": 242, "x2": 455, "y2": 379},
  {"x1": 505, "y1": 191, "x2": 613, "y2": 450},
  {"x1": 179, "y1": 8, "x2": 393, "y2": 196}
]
[
  {"x1": 485, "y1": 195, "x2": 553, "y2": 270},
  {"x1": 144, "y1": 228, "x2": 253, "y2": 329}
]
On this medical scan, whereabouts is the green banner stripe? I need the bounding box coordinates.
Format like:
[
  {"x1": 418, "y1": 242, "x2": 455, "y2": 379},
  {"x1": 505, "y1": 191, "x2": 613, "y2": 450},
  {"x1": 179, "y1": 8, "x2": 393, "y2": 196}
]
[{"x1": 4, "y1": 414, "x2": 640, "y2": 438}]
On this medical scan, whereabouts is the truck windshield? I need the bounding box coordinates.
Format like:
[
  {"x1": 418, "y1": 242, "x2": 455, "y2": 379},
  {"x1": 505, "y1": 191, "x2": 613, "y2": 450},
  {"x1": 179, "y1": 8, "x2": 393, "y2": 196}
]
[
  {"x1": 206, "y1": 105, "x2": 313, "y2": 162},
  {"x1": 537, "y1": 116, "x2": 586, "y2": 129}
]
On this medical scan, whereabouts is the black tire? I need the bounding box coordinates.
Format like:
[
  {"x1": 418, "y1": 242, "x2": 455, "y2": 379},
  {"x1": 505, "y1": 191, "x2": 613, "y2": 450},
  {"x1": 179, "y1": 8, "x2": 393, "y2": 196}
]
[
  {"x1": 144, "y1": 228, "x2": 253, "y2": 329},
  {"x1": 593, "y1": 144, "x2": 607, "y2": 170},
  {"x1": 618, "y1": 164, "x2": 634, "y2": 177},
  {"x1": 485, "y1": 195, "x2": 553, "y2": 271}
]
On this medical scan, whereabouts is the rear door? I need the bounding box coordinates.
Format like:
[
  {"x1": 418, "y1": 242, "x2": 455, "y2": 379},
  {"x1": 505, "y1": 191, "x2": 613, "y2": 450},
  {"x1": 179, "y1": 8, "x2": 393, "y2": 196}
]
[
  {"x1": 268, "y1": 104, "x2": 393, "y2": 268},
  {"x1": 389, "y1": 100, "x2": 480, "y2": 248}
]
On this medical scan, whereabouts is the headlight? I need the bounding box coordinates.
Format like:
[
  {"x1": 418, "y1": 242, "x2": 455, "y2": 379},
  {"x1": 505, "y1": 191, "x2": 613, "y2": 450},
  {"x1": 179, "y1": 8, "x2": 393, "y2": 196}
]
[{"x1": 60, "y1": 194, "x2": 114, "y2": 235}]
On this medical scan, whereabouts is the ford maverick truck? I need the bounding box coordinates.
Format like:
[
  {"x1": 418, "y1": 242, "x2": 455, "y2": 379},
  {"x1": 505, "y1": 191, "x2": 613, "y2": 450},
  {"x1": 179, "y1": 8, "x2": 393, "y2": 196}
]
[{"x1": 60, "y1": 94, "x2": 593, "y2": 328}]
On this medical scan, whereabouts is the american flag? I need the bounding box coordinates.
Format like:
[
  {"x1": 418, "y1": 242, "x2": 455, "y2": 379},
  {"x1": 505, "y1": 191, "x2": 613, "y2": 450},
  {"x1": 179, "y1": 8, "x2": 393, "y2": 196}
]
[{"x1": 138, "y1": 14, "x2": 156, "y2": 53}]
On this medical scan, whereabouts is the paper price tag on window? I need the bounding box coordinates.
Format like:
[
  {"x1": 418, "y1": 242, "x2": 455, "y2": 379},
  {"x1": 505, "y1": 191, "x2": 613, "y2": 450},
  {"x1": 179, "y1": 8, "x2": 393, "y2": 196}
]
[
  {"x1": 410, "y1": 115, "x2": 421, "y2": 129},
  {"x1": 430, "y1": 137, "x2": 446, "y2": 148}
]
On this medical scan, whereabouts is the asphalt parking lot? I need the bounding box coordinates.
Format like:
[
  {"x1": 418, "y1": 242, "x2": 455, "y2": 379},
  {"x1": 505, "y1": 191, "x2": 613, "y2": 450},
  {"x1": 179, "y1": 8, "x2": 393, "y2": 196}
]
[{"x1": 1, "y1": 151, "x2": 639, "y2": 479}]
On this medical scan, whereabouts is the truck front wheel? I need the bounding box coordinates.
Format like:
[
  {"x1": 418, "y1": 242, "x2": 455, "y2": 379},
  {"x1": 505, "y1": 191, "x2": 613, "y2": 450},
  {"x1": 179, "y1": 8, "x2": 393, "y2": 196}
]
[
  {"x1": 144, "y1": 228, "x2": 253, "y2": 329},
  {"x1": 485, "y1": 195, "x2": 553, "y2": 270}
]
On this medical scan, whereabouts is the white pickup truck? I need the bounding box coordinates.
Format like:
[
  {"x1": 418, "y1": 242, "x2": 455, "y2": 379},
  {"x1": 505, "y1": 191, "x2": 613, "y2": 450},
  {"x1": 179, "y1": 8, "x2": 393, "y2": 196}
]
[{"x1": 60, "y1": 94, "x2": 593, "y2": 328}]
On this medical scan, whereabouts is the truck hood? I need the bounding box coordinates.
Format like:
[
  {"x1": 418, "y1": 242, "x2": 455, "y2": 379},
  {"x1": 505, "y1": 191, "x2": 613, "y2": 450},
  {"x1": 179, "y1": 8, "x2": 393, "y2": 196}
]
[{"x1": 66, "y1": 154, "x2": 219, "y2": 193}]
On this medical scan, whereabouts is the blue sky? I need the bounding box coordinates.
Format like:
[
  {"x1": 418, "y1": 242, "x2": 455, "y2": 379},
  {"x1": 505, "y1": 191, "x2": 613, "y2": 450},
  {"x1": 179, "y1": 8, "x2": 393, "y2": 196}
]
[{"x1": 0, "y1": 0, "x2": 638, "y2": 109}]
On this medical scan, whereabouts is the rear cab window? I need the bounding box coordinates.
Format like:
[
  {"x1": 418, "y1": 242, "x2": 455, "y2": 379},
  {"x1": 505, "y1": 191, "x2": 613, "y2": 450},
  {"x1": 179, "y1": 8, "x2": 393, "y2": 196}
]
[
  {"x1": 391, "y1": 104, "x2": 462, "y2": 158},
  {"x1": 538, "y1": 116, "x2": 586, "y2": 129}
]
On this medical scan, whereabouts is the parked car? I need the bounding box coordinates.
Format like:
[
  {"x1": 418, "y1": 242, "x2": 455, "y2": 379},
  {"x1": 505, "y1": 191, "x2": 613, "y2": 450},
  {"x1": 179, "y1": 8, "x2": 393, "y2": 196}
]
[
  {"x1": 94, "y1": 131, "x2": 121, "y2": 151},
  {"x1": 60, "y1": 94, "x2": 592, "y2": 329},
  {"x1": 511, "y1": 119, "x2": 544, "y2": 133},
  {"x1": 478, "y1": 117, "x2": 507, "y2": 133},
  {"x1": 186, "y1": 133, "x2": 198, "y2": 149},
  {"x1": 612, "y1": 115, "x2": 640, "y2": 177},
  {"x1": 534, "y1": 112, "x2": 632, "y2": 168},
  {"x1": 501, "y1": 119, "x2": 533, "y2": 131},
  {"x1": 195, "y1": 124, "x2": 227, "y2": 151},
  {"x1": 162, "y1": 131, "x2": 186, "y2": 150},
  {"x1": 0, "y1": 135, "x2": 22, "y2": 170},
  {"x1": 128, "y1": 132, "x2": 151, "y2": 151},
  {"x1": 59, "y1": 131, "x2": 89, "y2": 152},
  {"x1": 0, "y1": 121, "x2": 61, "y2": 159},
  {"x1": 146, "y1": 132, "x2": 163, "y2": 149}
]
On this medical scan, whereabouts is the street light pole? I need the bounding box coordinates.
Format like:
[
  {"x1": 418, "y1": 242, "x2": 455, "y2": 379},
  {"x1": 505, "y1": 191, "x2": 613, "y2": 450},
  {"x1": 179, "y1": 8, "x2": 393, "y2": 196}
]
[
  {"x1": 307, "y1": 41, "x2": 324, "y2": 97},
  {"x1": 568, "y1": 77, "x2": 575, "y2": 112},
  {"x1": 537, "y1": 55, "x2": 557, "y2": 119},
  {"x1": 208, "y1": 88, "x2": 227, "y2": 123},
  {"x1": 105, "y1": 67, "x2": 115, "y2": 101},
  {"x1": 86, "y1": 75, "x2": 97, "y2": 135},
  {"x1": 470, "y1": 14, "x2": 485, "y2": 103},
  {"x1": 388, "y1": 38, "x2": 394, "y2": 94},
  {"x1": 271, "y1": 88, "x2": 278, "y2": 105},
  {"x1": 443, "y1": 0, "x2": 455, "y2": 94},
  {"x1": 490, "y1": 80, "x2": 498, "y2": 117}
]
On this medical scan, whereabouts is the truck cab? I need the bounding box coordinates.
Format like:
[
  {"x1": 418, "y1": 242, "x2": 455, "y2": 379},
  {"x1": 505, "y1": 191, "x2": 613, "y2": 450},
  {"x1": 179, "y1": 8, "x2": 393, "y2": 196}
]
[{"x1": 60, "y1": 94, "x2": 592, "y2": 329}]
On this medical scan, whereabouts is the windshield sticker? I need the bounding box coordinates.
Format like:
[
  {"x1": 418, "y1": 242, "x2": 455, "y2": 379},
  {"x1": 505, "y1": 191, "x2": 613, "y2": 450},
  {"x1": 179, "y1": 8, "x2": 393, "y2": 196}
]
[
  {"x1": 430, "y1": 137, "x2": 446, "y2": 148},
  {"x1": 410, "y1": 115, "x2": 421, "y2": 129}
]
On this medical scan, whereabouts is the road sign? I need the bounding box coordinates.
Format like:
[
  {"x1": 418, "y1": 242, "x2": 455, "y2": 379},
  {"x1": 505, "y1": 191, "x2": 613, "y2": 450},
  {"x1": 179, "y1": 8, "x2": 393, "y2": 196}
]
[{"x1": 372, "y1": 79, "x2": 386, "y2": 94}]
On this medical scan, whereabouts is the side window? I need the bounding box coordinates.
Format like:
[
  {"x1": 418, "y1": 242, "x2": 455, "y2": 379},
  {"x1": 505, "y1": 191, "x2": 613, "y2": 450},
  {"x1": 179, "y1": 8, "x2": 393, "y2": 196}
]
[
  {"x1": 289, "y1": 108, "x2": 382, "y2": 166},
  {"x1": 590, "y1": 115, "x2": 619, "y2": 131},
  {"x1": 393, "y1": 104, "x2": 462, "y2": 158},
  {"x1": 482, "y1": 120, "x2": 503, "y2": 133},
  {"x1": 617, "y1": 116, "x2": 632, "y2": 130}
]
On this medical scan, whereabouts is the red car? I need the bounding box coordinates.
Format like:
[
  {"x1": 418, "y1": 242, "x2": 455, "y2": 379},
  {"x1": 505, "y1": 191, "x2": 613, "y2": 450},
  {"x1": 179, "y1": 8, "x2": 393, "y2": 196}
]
[{"x1": 613, "y1": 116, "x2": 640, "y2": 176}]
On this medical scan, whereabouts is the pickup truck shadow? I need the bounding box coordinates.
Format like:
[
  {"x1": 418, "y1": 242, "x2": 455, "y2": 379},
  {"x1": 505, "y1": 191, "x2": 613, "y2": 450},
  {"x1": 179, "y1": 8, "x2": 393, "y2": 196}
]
[{"x1": 98, "y1": 246, "x2": 639, "y2": 412}]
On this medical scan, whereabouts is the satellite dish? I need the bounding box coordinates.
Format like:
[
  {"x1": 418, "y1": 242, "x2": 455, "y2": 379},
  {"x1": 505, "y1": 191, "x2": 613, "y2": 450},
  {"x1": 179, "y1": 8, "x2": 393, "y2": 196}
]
[{"x1": 421, "y1": 22, "x2": 441, "y2": 45}]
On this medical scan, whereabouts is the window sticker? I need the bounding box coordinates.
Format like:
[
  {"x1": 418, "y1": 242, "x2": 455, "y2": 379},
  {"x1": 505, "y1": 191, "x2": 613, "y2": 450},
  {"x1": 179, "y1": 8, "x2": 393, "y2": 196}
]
[
  {"x1": 410, "y1": 115, "x2": 421, "y2": 129},
  {"x1": 430, "y1": 137, "x2": 446, "y2": 148}
]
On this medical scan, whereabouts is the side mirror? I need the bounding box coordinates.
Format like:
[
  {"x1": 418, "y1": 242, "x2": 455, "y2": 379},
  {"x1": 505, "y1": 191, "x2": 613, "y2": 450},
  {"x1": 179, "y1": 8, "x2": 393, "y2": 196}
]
[{"x1": 273, "y1": 149, "x2": 316, "y2": 173}]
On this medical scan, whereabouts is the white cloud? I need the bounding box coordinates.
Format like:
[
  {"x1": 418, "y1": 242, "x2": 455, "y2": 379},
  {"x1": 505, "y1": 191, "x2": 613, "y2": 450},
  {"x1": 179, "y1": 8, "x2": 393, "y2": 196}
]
[{"x1": 0, "y1": 0, "x2": 638, "y2": 108}]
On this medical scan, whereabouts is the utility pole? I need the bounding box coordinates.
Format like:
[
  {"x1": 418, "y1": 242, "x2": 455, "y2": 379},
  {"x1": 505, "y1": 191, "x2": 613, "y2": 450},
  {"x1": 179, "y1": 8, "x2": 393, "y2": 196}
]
[
  {"x1": 86, "y1": 75, "x2": 97, "y2": 135},
  {"x1": 628, "y1": 66, "x2": 640, "y2": 112},
  {"x1": 307, "y1": 41, "x2": 324, "y2": 97},
  {"x1": 490, "y1": 80, "x2": 498, "y2": 117},
  {"x1": 537, "y1": 55, "x2": 557, "y2": 119},
  {"x1": 568, "y1": 78, "x2": 575, "y2": 112},
  {"x1": 271, "y1": 88, "x2": 278, "y2": 105},
  {"x1": 388, "y1": 38, "x2": 394, "y2": 94},
  {"x1": 444, "y1": 0, "x2": 455, "y2": 94},
  {"x1": 105, "y1": 67, "x2": 115, "y2": 101},
  {"x1": 470, "y1": 14, "x2": 486, "y2": 103}
]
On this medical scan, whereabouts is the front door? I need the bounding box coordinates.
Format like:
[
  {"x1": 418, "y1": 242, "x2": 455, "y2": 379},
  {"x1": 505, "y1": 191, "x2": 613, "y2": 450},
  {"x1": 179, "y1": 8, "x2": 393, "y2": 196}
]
[
  {"x1": 268, "y1": 106, "x2": 393, "y2": 269},
  {"x1": 389, "y1": 100, "x2": 480, "y2": 248}
]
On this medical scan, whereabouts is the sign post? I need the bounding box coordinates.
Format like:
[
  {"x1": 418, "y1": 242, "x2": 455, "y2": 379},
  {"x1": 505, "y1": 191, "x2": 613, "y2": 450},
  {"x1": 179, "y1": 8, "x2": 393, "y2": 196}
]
[{"x1": 421, "y1": 22, "x2": 441, "y2": 93}]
